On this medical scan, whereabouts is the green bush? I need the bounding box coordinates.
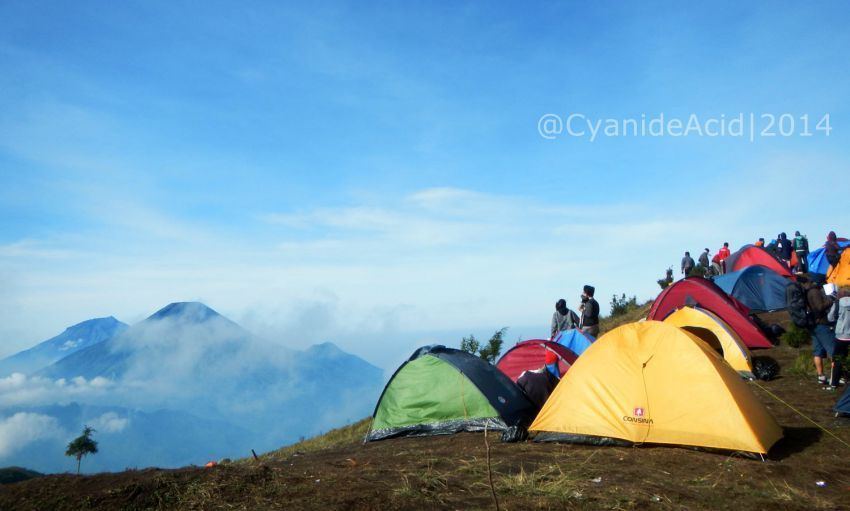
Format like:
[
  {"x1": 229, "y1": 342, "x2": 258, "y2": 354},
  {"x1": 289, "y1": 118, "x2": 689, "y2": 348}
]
[
  {"x1": 781, "y1": 325, "x2": 811, "y2": 348},
  {"x1": 610, "y1": 294, "x2": 639, "y2": 318}
]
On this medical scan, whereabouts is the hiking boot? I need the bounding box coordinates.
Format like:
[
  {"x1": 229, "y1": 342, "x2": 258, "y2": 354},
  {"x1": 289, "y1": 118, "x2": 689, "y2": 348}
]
[{"x1": 818, "y1": 375, "x2": 828, "y2": 385}]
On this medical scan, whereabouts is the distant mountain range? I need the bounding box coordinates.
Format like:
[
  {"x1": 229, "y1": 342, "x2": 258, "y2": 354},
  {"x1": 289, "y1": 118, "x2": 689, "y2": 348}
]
[{"x1": 0, "y1": 302, "x2": 384, "y2": 473}]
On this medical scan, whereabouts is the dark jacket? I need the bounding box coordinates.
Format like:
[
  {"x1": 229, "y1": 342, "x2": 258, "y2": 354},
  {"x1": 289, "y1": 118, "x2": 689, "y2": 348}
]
[
  {"x1": 517, "y1": 369, "x2": 559, "y2": 410},
  {"x1": 777, "y1": 234, "x2": 793, "y2": 260},
  {"x1": 698, "y1": 251, "x2": 710, "y2": 268},
  {"x1": 581, "y1": 297, "x2": 600, "y2": 327},
  {"x1": 807, "y1": 285, "x2": 836, "y2": 326},
  {"x1": 681, "y1": 256, "x2": 695, "y2": 273}
]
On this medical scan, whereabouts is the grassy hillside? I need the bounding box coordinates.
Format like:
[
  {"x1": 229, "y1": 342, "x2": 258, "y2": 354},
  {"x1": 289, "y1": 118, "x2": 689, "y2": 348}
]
[
  {"x1": 3, "y1": 344, "x2": 849, "y2": 510},
  {"x1": 253, "y1": 419, "x2": 371, "y2": 463}
]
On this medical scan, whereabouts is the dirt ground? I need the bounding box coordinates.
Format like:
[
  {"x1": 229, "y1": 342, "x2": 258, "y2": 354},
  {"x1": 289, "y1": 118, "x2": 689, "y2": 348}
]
[{"x1": 2, "y1": 343, "x2": 850, "y2": 511}]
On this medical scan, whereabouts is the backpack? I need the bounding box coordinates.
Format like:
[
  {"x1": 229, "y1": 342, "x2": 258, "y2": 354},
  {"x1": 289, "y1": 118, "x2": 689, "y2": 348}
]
[{"x1": 785, "y1": 281, "x2": 811, "y2": 328}]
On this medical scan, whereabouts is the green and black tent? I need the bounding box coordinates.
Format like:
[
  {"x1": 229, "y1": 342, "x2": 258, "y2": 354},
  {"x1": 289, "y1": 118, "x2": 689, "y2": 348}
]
[{"x1": 366, "y1": 345, "x2": 537, "y2": 441}]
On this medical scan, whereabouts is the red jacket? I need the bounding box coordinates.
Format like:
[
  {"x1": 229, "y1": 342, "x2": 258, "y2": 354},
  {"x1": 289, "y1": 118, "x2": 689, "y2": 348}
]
[{"x1": 717, "y1": 247, "x2": 731, "y2": 260}]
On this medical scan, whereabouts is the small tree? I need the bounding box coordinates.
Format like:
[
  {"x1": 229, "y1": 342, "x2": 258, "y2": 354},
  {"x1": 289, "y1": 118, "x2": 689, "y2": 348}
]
[
  {"x1": 478, "y1": 328, "x2": 507, "y2": 364},
  {"x1": 460, "y1": 334, "x2": 480, "y2": 356},
  {"x1": 657, "y1": 267, "x2": 674, "y2": 289},
  {"x1": 460, "y1": 328, "x2": 507, "y2": 364},
  {"x1": 66, "y1": 426, "x2": 98, "y2": 475}
]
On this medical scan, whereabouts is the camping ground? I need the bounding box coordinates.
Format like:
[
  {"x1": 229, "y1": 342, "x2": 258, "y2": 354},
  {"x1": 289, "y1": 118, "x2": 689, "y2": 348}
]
[{"x1": 3, "y1": 310, "x2": 850, "y2": 510}]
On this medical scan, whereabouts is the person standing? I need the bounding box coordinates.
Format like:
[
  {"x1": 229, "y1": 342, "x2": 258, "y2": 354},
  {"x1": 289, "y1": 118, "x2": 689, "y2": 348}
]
[
  {"x1": 681, "y1": 251, "x2": 695, "y2": 277},
  {"x1": 698, "y1": 248, "x2": 710, "y2": 270},
  {"x1": 550, "y1": 299, "x2": 577, "y2": 340},
  {"x1": 794, "y1": 231, "x2": 810, "y2": 273},
  {"x1": 579, "y1": 285, "x2": 600, "y2": 337},
  {"x1": 827, "y1": 287, "x2": 850, "y2": 390},
  {"x1": 777, "y1": 233, "x2": 793, "y2": 269},
  {"x1": 808, "y1": 280, "x2": 837, "y2": 386},
  {"x1": 716, "y1": 242, "x2": 731, "y2": 274},
  {"x1": 826, "y1": 231, "x2": 842, "y2": 268}
]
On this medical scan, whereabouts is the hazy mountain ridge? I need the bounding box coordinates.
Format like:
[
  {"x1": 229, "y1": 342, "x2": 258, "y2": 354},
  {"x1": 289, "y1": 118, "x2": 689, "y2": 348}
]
[
  {"x1": 0, "y1": 317, "x2": 128, "y2": 376},
  {"x1": 0, "y1": 303, "x2": 384, "y2": 473}
]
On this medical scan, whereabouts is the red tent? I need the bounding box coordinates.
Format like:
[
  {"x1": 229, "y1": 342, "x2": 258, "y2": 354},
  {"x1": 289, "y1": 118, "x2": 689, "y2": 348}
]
[
  {"x1": 726, "y1": 245, "x2": 794, "y2": 278},
  {"x1": 647, "y1": 277, "x2": 774, "y2": 349},
  {"x1": 496, "y1": 339, "x2": 578, "y2": 382}
]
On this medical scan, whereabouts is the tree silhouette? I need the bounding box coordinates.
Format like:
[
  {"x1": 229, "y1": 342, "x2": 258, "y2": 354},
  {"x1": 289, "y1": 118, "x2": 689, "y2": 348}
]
[{"x1": 65, "y1": 426, "x2": 98, "y2": 475}]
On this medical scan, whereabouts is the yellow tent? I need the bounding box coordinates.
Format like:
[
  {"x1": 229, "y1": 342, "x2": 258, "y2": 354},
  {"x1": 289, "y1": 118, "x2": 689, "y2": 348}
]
[
  {"x1": 828, "y1": 249, "x2": 850, "y2": 286},
  {"x1": 530, "y1": 321, "x2": 782, "y2": 454},
  {"x1": 663, "y1": 306, "x2": 754, "y2": 379}
]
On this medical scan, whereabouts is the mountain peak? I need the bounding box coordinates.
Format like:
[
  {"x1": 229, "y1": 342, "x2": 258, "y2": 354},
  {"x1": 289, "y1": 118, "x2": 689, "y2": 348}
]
[{"x1": 146, "y1": 302, "x2": 222, "y2": 323}]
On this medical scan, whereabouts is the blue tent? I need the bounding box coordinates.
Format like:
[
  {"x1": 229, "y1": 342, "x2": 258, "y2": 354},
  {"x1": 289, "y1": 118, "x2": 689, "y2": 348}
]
[
  {"x1": 713, "y1": 265, "x2": 790, "y2": 312},
  {"x1": 554, "y1": 329, "x2": 596, "y2": 356},
  {"x1": 835, "y1": 385, "x2": 850, "y2": 417},
  {"x1": 808, "y1": 241, "x2": 850, "y2": 275}
]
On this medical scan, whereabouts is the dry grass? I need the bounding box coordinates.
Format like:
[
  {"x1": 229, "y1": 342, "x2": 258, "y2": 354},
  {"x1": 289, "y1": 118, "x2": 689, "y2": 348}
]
[
  {"x1": 598, "y1": 301, "x2": 653, "y2": 335},
  {"x1": 786, "y1": 350, "x2": 814, "y2": 377},
  {"x1": 250, "y1": 418, "x2": 371, "y2": 463}
]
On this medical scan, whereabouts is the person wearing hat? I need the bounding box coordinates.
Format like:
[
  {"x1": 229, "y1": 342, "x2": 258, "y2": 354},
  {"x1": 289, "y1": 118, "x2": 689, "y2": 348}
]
[
  {"x1": 579, "y1": 285, "x2": 600, "y2": 337},
  {"x1": 516, "y1": 350, "x2": 561, "y2": 409}
]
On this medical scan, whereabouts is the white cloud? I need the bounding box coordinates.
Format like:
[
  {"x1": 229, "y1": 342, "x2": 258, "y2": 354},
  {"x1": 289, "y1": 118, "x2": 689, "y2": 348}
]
[
  {"x1": 0, "y1": 373, "x2": 115, "y2": 407},
  {"x1": 0, "y1": 412, "x2": 64, "y2": 459},
  {"x1": 88, "y1": 412, "x2": 129, "y2": 434}
]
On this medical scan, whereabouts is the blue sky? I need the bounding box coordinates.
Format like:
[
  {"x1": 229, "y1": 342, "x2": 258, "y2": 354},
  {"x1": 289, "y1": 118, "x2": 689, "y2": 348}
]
[{"x1": 1, "y1": 1, "x2": 848, "y2": 369}]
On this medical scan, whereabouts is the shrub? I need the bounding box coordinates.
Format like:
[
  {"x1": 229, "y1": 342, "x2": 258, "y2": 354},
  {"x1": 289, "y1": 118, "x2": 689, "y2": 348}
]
[
  {"x1": 781, "y1": 324, "x2": 811, "y2": 348},
  {"x1": 657, "y1": 268, "x2": 674, "y2": 290},
  {"x1": 610, "y1": 294, "x2": 639, "y2": 318}
]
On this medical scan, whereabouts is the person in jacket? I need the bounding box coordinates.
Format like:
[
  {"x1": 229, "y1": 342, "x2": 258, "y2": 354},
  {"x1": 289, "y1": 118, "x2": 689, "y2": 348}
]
[
  {"x1": 716, "y1": 242, "x2": 731, "y2": 274},
  {"x1": 681, "y1": 251, "x2": 695, "y2": 276},
  {"x1": 826, "y1": 231, "x2": 842, "y2": 268},
  {"x1": 698, "y1": 248, "x2": 710, "y2": 270},
  {"x1": 579, "y1": 285, "x2": 600, "y2": 337},
  {"x1": 808, "y1": 281, "x2": 837, "y2": 386},
  {"x1": 550, "y1": 299, "x2": 577, "y2": 340},
  {"x1": 794, "y1": 231, "x2": 810, "y2": 273},
  {"x1": 777, "y1": 232, "x2": 793, "y2": 268},
  {"x1": 827, "y1": 287, "x2": 850, "y2": 389},
  {"x1": 755, "y1": 238, "x2": 765, "y2": 248},
  {"x1": 516, "y1": 350, "x2": 560, "y2": 409}
]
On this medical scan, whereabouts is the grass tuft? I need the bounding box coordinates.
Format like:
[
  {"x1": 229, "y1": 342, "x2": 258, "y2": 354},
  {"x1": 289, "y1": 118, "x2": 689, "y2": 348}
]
[{"x1": 249, "y1": 418, "x2": 371, "y2": 463}]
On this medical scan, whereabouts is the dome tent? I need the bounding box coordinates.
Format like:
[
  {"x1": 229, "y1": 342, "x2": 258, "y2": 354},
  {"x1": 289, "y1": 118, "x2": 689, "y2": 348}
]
[
  {"x1": 725, "y1": 245, "x2": 793, "y2": 278},
  {"x1": 366, "y1": 345, "x2": 536, "y2": 441},
  {"x1": 713, "y1": 265, "x2": 791, "y2": 312},
  {"x1": 530, "y1": 322, "x2": 782, "y2": 455},
  {"x1": 648, "y1": 277, "x2": 774, "y2": 349},
  {"x1": 663, "y1": 306, "x2": 754, "y2": 379},
  {"x1": 554, "y1": 329, "x2": 596, "y2": 356},
  {"x1": 496, "y1": 339, "x2": 577, "y2": 382}
]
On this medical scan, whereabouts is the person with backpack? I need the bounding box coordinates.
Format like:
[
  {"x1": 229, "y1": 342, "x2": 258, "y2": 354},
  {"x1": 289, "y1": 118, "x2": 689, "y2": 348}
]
[
  {"x1": 516, "y1": 350, "x2": 560, "y2": 409},
  {"x1": 550, "y1": 299, "x2": 578, "y2": 340},
  {"x1": 794, "y1": 231, "x2": 810, "y2": 273},
  {"x1": 827, "y1": 287, "x2": 850, "y2": 390},
  {"x1": 807, "y1": 278, "x2": 838, "y2": 386},
  {"x1": 681, "y1": 251, "x2": 695, "y2": 277}
]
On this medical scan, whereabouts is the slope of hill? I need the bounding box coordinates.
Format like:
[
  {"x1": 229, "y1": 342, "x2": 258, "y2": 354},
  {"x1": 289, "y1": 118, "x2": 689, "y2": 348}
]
[
  {"x1": 1, "y1": 345, "x2": 848, "y2": 510},
  {"x1": 0, "y1": 317, "x2": 128, "y2": 376}
]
